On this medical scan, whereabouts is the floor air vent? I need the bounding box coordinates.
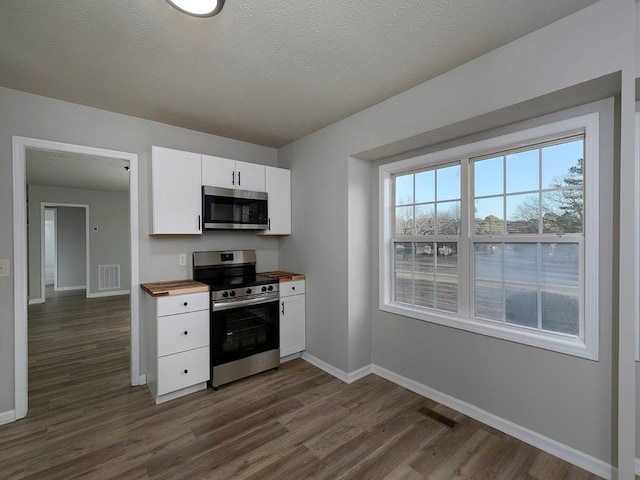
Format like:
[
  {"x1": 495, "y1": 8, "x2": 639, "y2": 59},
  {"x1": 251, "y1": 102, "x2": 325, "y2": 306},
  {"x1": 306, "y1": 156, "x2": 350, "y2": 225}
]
[
  {"x1": 418, "y1": 406, "x2": 457, "y2": 428},
  {"x1": 99, "y1": 265, "x2": 121, "y2": 290}
]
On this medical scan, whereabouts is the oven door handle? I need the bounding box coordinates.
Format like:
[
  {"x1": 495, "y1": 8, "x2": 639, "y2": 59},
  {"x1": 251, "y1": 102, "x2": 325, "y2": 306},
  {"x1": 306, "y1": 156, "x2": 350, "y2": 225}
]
[{"x1": 212, "y1": 294, "x2": 279, "y2": 312}]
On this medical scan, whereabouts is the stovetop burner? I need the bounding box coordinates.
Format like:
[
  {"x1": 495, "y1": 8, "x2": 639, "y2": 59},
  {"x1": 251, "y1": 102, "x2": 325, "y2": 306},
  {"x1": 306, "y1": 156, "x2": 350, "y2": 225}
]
[
  {"x1": 192, "y1": 250, "x2": 278, "y2": 298},
  {"x1": 199, "y1": 274, "x2": 275, "y2": 291}
]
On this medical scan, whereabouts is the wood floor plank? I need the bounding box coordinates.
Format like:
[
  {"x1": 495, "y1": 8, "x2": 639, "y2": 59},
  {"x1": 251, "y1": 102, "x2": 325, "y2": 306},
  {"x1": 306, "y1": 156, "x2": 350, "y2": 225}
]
[{"x1": 0, "y1": 289, "x2": 604, "y2": 480}]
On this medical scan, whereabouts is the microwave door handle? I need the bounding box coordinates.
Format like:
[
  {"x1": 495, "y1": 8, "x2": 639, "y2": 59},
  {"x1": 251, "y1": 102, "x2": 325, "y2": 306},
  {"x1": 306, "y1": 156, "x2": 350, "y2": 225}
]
[{"x1": 198, "y1": 215, "x2": 201, "y2": 231}]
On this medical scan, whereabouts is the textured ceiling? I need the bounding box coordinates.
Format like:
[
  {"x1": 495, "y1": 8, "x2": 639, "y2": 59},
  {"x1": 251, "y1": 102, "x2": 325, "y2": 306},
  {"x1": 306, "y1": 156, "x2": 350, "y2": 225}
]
[
  {"x1": 26, "y1": 149, "x2": 130, "y2": 193},
  {"x1": 0, "y1": 0, "x2": 599, "y2": 148}
]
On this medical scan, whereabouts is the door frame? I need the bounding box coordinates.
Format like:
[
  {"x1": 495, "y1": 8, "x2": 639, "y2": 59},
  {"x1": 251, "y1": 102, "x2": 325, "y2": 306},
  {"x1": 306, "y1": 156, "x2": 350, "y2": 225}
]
[
  {"x1": 12, "y1": 136, "x2": 140, "y2": 421},
  {"x1": 40, "y1": 203, "x2": 90, "y2": 301}
]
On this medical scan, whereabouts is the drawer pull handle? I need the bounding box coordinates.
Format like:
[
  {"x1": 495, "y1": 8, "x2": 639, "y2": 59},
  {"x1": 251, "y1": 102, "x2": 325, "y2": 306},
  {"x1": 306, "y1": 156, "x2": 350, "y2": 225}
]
[
  {"x1": 292, "y1": 286, "x2": 295, "y2": 290},
  {"x1": 183, "y1": 330, "x2": 188, "y2": 335},
  {"x1": 183, "y1": 369, "x2": 188, "y2": 374},
  {"x1": 183, "y1": 302, "x2": 188, "y2": 307}
]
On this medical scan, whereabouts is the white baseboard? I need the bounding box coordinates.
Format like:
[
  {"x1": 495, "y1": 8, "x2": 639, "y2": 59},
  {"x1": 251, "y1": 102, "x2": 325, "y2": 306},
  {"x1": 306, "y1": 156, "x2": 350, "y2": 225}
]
[
  {"x1": 56, "y1": 285, "x2": 86, "y2": 292},
  {"x1": 636, "y1": 457, "x2": 640, "y2": 475},
  {"x1": 0, "y1": 410, "x2": 16, "y2": 425},
  {"x1": 280, "y1": 352, "x2": 302, "y2": 363},
  {"x1": 301, "y1": 352, "x2": 372, "y2": 384},
  {"x1": 28, "y1": 298, "x2": 43, "y2": 305},
  {"x1": 87, "y1": 289, "x2": 130, "y2": 299},
  {"x1": 138, "y1": 374, "x2": 147, "y2": 386},
  {"x1": 372, "y1": 365, "x2": 613, "y2": 480}
]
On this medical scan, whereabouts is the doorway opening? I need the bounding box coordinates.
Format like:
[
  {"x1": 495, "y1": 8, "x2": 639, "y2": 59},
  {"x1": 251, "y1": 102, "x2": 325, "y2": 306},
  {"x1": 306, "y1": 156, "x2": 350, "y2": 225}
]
[
  {"x1": 12, "y1": 136, "x2": 139, "y2": 421},
  {"x1": 36, "y1": 203, "x2": 90, "y2": 304}
]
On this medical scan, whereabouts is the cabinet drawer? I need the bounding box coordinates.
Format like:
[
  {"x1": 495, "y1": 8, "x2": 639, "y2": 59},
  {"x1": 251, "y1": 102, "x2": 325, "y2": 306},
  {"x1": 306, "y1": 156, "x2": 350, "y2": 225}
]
[
  {"x1": 157, "y1": 292, "x2": 209, "y2": 317},
  {"x1": 158, "y1": 310, "x2": 209, "y2": 357},
  {"x1": 157, "y1": 347, "x2": 210, "y2": 396},
  {"x1": 279, "y1": 280, "x2": 305, "y2": 297}
]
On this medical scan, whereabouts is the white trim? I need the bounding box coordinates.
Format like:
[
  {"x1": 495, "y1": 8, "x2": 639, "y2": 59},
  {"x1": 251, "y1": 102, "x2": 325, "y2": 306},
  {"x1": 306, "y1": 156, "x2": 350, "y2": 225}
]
[
  {"x1": 40, "y1": 202, "x2": 90, "y2": 301},
  {"x1": 12, "y1": 137, "x2": 28, "y2": 421},
  {"x1": 280, "y1": 352, "x2": 302, "y2": 363},
  {"x1": 379, "y1": 112, "x2": 599, "y2": 360},
  {"x1": 372, "y1": 365, "x2": 613, "y2": 480},
  {"x1": 0, "y1": 410, "x2": 16, "y2": 426},
  {"x1": 87, "y1": 289, "x2": 130, "y2": 299},
  {"x1": 301, "y1": 352, "x2": 373, "y2": 384},
  {"x1": 635, "y1": 112, "x2": 639, "y2": 362},
  {"x1": 12, "y1": 136, "x2": 140, "y2": 422},
  {"x1": 55, "y1": 285, "x2": 87, "y2": 292},
  {"x1": 138, "y1": 374, "x2": 147, "y2": 386},
  {"x1": 635, "y1": 457, "x2": 640, "y2": 475},
  {"x1": 28, "y1": 298, "x2": 44, "y2": 305}
]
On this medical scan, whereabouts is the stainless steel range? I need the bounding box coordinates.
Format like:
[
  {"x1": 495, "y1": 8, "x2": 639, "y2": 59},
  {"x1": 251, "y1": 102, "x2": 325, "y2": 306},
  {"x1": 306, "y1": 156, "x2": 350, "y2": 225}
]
[{"x1": 192, "y1": 250, "x2": 280, "y2": 388}]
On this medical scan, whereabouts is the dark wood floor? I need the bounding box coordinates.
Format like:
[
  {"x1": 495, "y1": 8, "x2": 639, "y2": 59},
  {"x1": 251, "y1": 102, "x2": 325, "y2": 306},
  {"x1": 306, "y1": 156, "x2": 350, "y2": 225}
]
[{"x1": 0, "y1": 289, "x2": 603, "y2": 479}]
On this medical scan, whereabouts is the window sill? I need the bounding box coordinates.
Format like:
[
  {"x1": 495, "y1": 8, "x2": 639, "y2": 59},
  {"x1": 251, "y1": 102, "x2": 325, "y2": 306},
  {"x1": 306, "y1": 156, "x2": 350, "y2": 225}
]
[{"x1": 380, "y1": 301, "x2": 598, "y2": 361}]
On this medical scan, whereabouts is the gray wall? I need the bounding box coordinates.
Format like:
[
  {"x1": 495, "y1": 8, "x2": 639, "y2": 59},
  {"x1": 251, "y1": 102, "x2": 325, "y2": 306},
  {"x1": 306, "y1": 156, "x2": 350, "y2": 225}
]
[
  {"x1": 278, "y1": 0, "x2": 634, "y2": 465},
  {"x1": 371, "y1": 99, "x2": 615, "y2": 461},
  {"x1": 27, "y1": 186, "x2": 130, "y2": 299},
  {"x1": 0, "y1": 86, "x2": 278, "y2": 413},
  {"x1": 55, "y1": 206, "x2": 86, "y2": 290}
]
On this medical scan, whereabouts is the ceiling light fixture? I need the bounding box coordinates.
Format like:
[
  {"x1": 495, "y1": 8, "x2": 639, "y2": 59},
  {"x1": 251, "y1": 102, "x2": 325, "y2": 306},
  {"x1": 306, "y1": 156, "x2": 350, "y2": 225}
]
[{"x1": 166, "y1": 0, "x2": 225, "y2": 17}]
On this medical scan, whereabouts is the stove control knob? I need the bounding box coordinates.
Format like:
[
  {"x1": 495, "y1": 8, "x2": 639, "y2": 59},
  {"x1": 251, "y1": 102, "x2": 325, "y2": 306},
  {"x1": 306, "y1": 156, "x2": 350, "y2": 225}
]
[
  {"x1": 262, "y1": 286, "x2": 267, "y2": 292},
  {"x1": 246, "y1": 288, "x2": 252, "y2": 294},
  {"x1": 267, "y1": 285, "x2": 273, "y2": 291},
  {"x1": 222, "y1": 291, "x2": 229, "y2": 298},
  {"x1": 230, "y1": 290, "x2": 236, "y2": 297}
]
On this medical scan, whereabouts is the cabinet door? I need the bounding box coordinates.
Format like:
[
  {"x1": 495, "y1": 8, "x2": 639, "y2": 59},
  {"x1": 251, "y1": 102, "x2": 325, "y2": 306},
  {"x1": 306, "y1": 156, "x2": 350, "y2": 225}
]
[
  {"x1": 202, "y1": 154, "x2": 236, "y2": 189},
  {"x1": 157, "y1": 347, "x2": 210, "y2": 396},
  {"x1": 151, "y1": 147, "x2": 202, "y2": 234},
  {"x1": 260, "y1": 166, "x2": 291, "y2": 235},
  {"x1": 235, "y1": 161, "x2": 265, "y2": 192},
  {"x1": 280, "y1": 294, "x2": 305, "y2": 357}
]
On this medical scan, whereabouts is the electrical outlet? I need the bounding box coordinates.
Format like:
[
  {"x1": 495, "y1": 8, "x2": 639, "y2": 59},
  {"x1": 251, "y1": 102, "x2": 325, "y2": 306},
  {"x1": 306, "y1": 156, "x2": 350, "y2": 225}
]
[
  {"x1": 178, "y1": 253, "x2": 187, "y2": 266},
  {"x1": 0, "y1": 259, "x2": 9, "y2": 278}
]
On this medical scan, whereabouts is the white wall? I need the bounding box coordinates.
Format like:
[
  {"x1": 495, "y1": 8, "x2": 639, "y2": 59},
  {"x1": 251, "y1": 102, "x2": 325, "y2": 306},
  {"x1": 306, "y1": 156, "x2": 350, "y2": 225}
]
[
  {"x1": 0, "y1": 86, "x2": 279, "y2": 414},
  {"x1": 278, "y1": 0, "x2": 635, "y2": 469}
]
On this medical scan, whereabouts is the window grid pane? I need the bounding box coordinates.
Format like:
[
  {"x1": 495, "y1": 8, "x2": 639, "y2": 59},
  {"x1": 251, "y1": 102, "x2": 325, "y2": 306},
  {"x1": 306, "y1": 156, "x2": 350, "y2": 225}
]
[
  {"x1": 393, "y1": 240, "x2": 459, "y2": 314},
  {"x1": 473, "y1": 242, "x2": 580, "y2": 336},
  {"x1": 473, "y1": 137, "x2": 584, "y2": 236}
]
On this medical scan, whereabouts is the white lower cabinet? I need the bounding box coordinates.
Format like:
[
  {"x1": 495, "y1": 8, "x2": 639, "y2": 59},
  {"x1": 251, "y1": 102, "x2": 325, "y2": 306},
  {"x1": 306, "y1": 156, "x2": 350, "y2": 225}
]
[
  {"x1": 157, "y1": 347, "x2": 210, "y2": 396},
  {"x1": 144, "y1": 291, "x2": 210, "y2": 403},
  {"x1": 279, "y1": 280, "x2": 306, "y2": 357}
]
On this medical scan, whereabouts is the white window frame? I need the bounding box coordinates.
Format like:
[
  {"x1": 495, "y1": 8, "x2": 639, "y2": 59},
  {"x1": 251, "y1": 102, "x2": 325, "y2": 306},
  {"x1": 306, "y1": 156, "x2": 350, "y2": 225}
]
[{"x1": 379, "y1": 113, "x2": 599, "y2": 360}]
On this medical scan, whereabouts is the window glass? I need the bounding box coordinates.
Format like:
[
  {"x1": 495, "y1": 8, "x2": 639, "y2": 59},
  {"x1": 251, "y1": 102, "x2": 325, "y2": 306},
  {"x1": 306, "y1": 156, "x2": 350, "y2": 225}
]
[
  {"x1": 474, "y1": 156, "x2": 503, "y2": 197},
  {"x1": 386, "y1": 123, "x2": 593, "y2": 358},
  {"x1": 506, "y1": 149, "x2": 539, "y2": 193}
]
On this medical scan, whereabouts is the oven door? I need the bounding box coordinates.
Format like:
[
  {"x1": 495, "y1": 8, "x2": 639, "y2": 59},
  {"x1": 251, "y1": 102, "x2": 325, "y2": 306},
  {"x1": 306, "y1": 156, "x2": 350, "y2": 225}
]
[{"x1": 211, "y1": 298, "x2": 279, "y2": 366}]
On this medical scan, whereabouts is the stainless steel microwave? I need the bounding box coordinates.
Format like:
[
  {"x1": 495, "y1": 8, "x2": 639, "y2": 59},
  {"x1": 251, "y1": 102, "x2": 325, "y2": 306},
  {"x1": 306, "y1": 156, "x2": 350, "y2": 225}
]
[{"x1": 202, "y1": 186, "x2": 268, "y2": 230}]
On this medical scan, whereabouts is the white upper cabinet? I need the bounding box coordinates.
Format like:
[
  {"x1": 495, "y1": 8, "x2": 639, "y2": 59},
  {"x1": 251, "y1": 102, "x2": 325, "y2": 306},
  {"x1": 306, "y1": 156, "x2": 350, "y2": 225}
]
[
  {"x1": 202, "y1": 154, "x2": 265, "y2": 192},
  {"x1": 151, "y1": 146, "x2": 202, "y2": 235},
  {"x1": 259, "y1": 166, "x2": 291, "y2": 236}
]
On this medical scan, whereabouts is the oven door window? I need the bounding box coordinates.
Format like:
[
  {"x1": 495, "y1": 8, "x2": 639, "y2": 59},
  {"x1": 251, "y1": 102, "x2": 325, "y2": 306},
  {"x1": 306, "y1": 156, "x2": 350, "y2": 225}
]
[{"x1": 212, "y1": 301, "x2": 278, "y2": 365}]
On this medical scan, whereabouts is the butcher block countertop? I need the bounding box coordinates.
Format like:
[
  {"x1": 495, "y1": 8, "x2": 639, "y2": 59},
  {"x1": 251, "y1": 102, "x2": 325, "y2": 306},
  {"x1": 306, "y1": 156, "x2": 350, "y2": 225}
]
[
  {"x1": 259, "y1": 271, "x2": 306, "y2": 282},
  {"x1": 141, "y1": 280, "x2": 209, "y2": 297}
]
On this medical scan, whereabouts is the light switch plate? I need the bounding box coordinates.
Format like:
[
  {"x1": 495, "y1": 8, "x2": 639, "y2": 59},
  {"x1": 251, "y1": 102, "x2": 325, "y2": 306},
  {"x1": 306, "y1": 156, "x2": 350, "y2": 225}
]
[
  {"x1": 178, "y1": 253, "x2": 187, "y2": 266},
  {"x1": 0, "y1": 259, "x2": 9, "y2": 277}
]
